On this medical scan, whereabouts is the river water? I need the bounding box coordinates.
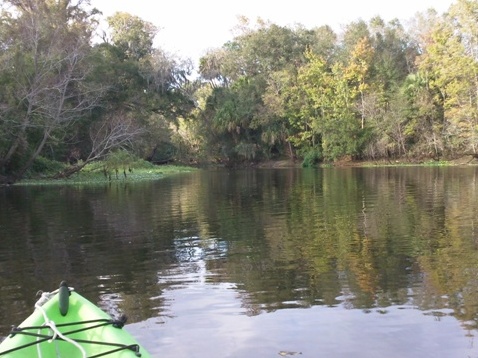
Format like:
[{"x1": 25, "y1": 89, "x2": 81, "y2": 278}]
[{"x1": 1, "y1": 167, "x2": 478, "y2": 357}]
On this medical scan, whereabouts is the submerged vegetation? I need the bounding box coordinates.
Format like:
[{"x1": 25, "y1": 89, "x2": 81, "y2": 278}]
[{"x1": 1, "y1": 0, "x2": 478, "y2": 184}]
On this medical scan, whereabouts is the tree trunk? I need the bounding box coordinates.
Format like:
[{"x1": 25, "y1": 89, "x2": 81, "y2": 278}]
[
  {"x1": 52, "y1": 161, "x2": 89, "y2": 179},
  {"x1": 0, "y1": 102, "x2": 34, "y2": 171},
  {"x1": 15, "y1": 126, "x2": 53, "y2": 179}
]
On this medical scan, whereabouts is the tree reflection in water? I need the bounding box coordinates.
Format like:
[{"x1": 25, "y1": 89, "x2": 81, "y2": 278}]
[{"x1": 1, "y1": 167, "x2": 478, "y2": 357}]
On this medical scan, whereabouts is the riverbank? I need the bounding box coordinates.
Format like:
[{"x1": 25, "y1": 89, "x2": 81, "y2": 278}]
[
  {"x1": 5, "y1": 155, "x2": 478, "y2": 186},
  {"x1": 254, "y1": 154, "x2": 478, "y2": 168},
  {"x1": 11, "y1": 163, "x2": 195, "y2": 186},
  {"x1": 332, "y1": 155, "x2": 478, "y2": 167}
]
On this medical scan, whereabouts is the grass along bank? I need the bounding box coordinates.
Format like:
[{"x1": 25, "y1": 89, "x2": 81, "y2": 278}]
[{"x1": 16, "y1": 159, "x2": 195, "y2": 186}]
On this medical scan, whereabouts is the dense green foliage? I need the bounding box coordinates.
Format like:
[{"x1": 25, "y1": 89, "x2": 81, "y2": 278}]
[
  {"x1": 197, "y1": 3, "x2": 478, "y2": 164},
  {"x1": 1, "y1": 0, "x2": 478, "y2": 183}
]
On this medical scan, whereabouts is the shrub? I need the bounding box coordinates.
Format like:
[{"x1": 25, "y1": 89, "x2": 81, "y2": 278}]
[
  {"x1": 301, "y1": 148, "x2": 322, "y2": 168},
  {"x1": 31, "y1": 156, "x2": 66, "y2": 175}
]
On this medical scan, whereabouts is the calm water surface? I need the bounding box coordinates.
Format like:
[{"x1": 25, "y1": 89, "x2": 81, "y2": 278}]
[{"x1": 1, "y1": 167, "x2": 478, "y2": 357}]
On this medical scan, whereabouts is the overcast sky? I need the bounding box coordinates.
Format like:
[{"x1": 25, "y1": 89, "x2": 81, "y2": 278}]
[{"x1": 89, "y1": 0, "x2": 456, "y2": 62}]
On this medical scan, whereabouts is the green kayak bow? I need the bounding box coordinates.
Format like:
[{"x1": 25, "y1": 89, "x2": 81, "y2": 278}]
[{"x1": 0, "y1": 282, "x2": 151, "y2": 358}]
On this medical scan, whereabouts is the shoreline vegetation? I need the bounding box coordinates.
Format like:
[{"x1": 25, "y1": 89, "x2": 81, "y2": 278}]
[
  {"x1": 8, "y1": 160, "x2": 195, "y2": 186},
  {"x1": 5, "y1": 154, "x2": 478, "y2": 187},
  {"x1": 256, "y1": 157, "x2": 478, "y2": 169},
  {"x1": 3, "y1": 1, "x2": 478, "y2": 187}
]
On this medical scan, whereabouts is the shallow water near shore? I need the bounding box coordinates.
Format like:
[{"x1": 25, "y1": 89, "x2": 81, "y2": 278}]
[{"x1": 1, "y1": 167, "x2": 478, "y2": 357}]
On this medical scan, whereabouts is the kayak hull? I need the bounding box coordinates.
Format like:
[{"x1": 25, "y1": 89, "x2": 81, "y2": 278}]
[{"x1": 0, "y1": 290, "x2": 151, "y2": 357}]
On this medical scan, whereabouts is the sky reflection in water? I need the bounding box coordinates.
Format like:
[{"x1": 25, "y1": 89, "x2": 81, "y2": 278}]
[
  {"x1": 130, "y1": 255, "x2": 475, "y2": 358},
  {"x1": 128, "y1": 234, "x2": 477, "y2": 358}
]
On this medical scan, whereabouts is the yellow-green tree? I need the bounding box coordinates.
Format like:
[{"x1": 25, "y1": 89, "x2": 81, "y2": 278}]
[
  {"x1": 344, "y1": 37, "x2": 374, "y2": 129},
  {"x1": 286, "y1": 45, "x2": 372, "y2": 162},
  {"x1": 417, "y1": 2, "x2": 478, "y2": 154}
]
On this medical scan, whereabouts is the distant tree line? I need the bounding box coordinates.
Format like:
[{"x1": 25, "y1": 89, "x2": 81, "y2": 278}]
[{"x1": 0, "y1": 0, "x2": 477, "y2": 182}]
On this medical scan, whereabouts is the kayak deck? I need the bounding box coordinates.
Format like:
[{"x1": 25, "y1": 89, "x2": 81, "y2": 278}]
[{"x1": 0, "y1": 286, "x2": 151, "y2": 357}]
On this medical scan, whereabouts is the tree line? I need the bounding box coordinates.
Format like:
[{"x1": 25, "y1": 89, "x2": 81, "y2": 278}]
[{"x1": 1, "y1": 0, "x2": 477, "y2": 183}]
